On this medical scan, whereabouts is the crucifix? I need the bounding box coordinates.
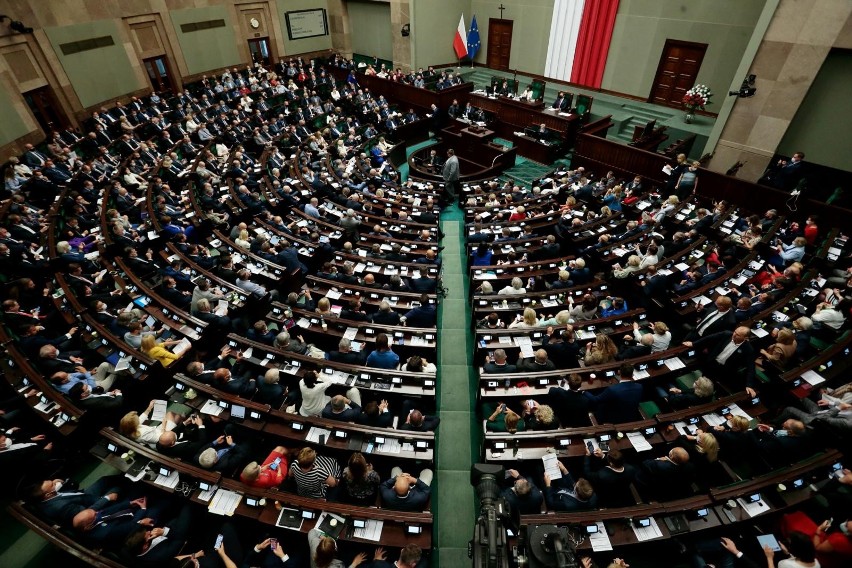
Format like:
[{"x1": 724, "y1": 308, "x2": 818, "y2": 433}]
[{"x1": 498, "y1": 3, "x2": 506, "y2": 19}]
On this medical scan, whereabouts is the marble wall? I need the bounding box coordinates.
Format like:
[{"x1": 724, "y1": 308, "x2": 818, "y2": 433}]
[{"x1": 708, "y1": 0, "x2": 852, "y2": 180}]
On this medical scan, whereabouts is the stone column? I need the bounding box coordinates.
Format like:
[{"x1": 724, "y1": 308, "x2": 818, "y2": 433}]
[
  {"x1": 707, "y1": 0, "x2": 852, "y2": 182},
  {"x1": 389, "y1": 0, "x2": 412, "y2": 72},
  {"x1": 326, "y1": 0, "x2": 353, "y2": 58}
]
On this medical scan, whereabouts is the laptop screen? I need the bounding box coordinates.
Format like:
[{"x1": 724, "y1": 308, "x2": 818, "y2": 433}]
[{"x1": 231, "y1": 404, "x2": 246, "y2": 419}]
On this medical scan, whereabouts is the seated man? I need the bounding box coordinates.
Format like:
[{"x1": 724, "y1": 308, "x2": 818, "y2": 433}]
[
  {"x1": 380, "y1": 468, "x2": 433, "y2": 511},
  {"x1": 156, "y1": 414, "x2": 209, "y2": 459},
  {"x1": 543, "y1": 460, "x2": 597, "y2": 512},
  {"x1": 399, "y1": 408, "x2": 440, "y2": 432},
  {"x1": 517, "y1": 349, "x2": 556, "y2": 372},
  {"x1": 502, "y1": 469, "x2": 544, "y2": 514},
  {"x1": 582, "y1": 447, "x2": 637, "y2": 507},
  {"x1": 196, "y1": 433, "x2": 250, "y2": 473},
  {"x1": 27, "y1": 474, "x2": 125, "y2": 527},
  {"x1": 548, "y1": 373, "x2": 591, "y2": 428},
  {"x1": 747, "y1": 419, "x2": 815, "y2": 467},
  {"x1": 321, "y1": 394, "x2": 361, "y2": 422},
  {"x1": 634, "y1": 447, "x2": 695, "y2": 499},
  {"x1": 483, "y1": 349, "x2": 517, "y2": 374}
]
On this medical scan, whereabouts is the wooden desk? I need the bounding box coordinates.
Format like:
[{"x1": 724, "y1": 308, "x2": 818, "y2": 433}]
[{"x1": 469, "y1": 93, "x2": 581, "y2": 146}]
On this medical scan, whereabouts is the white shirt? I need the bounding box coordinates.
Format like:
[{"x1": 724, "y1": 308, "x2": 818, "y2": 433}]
[{"x1": 715, "y1": 340, "x2": 741, "y2": 365}]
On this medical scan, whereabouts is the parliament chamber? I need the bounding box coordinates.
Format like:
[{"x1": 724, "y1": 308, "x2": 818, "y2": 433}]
[{"x1": 1, "y1": 2, "x2": 852, "y2": 568}]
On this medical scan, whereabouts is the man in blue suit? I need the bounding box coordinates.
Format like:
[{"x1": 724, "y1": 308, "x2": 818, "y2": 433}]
[
  {"x1": 29, "y1": 474, "x2": 124, "y2": 527},
  {"x1": 584, "y1": 363, "x2": 643, "y2": 424}
]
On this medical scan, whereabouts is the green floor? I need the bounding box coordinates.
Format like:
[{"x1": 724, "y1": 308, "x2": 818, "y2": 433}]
[{"x1": 434, "y1": 202, "x2": 480, "y2": 566}]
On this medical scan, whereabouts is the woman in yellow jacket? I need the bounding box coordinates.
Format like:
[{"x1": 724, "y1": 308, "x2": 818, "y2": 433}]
[{"x1": 140, "y1": 334, "x2": 181, "y2": 367}]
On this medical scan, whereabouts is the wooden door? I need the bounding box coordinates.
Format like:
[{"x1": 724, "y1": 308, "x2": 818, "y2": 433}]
[
  {"x1": 487, "y1": 19, "x2": 513, "y2": 71},
  {"x1": 648, "y1": 40, "x2": 707, "y2": 108},
  {"x1": 248, "y1": 38, "x2": 271, "y2": 66},
  {"x1": 22, "y1": 86, "x2": 67, "y2": 134},
  {"x1": 144, "y1": 56, "x2": 176, "y2": 94}
]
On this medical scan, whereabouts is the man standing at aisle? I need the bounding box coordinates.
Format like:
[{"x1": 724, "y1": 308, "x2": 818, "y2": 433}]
[{"x1": 442, "y1": 148, "x2": 460, "y2": 204}]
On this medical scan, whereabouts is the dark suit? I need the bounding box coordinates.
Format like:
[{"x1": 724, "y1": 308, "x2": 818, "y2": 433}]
[
  {"x1": 36, "y1": 475, "x2": 124, "y2": 526},
  {"x1": 692, "y1": 331, "x2": 756, "y2": 388},
  {"x1": 582, "y1": 456, "x2": 637, "y2": 507},
  {"x1": 585, "y1": 380, "x2": 643, "y2": 424},
  {"x1": 548, "y1": 386, "x2": 590, "y2": 427},
  {"x1": 501, "y1": 480, "x2": 543, "y2": 515},
  {"x1": 483, "y1": 362, "x2": 517, "y2": 374},
  {"x1": 380, "y1": 478, "x2": 431, "y2": 511},
  {"x1": 686, "y1": 308, "x2": 737, "y2": 341},
  {"x1": 544, "y1": 473, "x2": 598, "y2": 512},
  {"x1": 635, "y1": 457, "x2": 696, "y2": 499}
]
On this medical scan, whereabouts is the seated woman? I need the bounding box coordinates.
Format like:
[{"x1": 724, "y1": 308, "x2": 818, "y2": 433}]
[
  {"x1": 119, "y1": 400, "x2": 180, "y2": 448},
  {"x1": 780, "y1": 513, "x2": 852, "y2": 568},
  {"x1": 404, "y1": 355, "x2": 436, "y2": 373},
  {"x1": 521, "y1": 400, "x2": 558, "y2": 430},
  {"x1": 339, "y1": 452, "x2": 380, "y2": 505},
  {"x1": 485, "y1": 402, "x2": 525, "y2": 433},
  {"x1": 613, "y1": 255, "x2": 642, "y2": 278},
  {"x1": 240, "y1": 446, "x2": 289, "y2": 488},
  {"x1": 757, "y1": 327, "x2": 798, "y2": 370},
  {"x1": 509, "y1": 307, "x2": 540, "y2": 329},
  {"x1": 663, "y1": 376, "x2": 715, "y2": 410},
  {"x1": 584, "y1": 334, "x2": 618, "y2": 366},
  {"x1": 140, "y1": 334, "x2": 181, "y2": 367},
  {"x1": 569, "y1": 294, "x2": 599, "y2": 321}
]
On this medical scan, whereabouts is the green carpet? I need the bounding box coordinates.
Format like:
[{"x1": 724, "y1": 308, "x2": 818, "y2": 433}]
[{"x1": 434, "y1": 203, "x2": 479, "y2": 566}]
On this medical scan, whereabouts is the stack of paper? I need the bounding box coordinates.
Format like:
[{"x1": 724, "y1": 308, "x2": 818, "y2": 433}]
[
  {"x1": 354, "y1": 519, "x2": 384, "y2": 541},
  {"x1": 632, "y1": 517, "x2": 664, "y2": 541},
  {"x1": 589, "y1": 522, "x2": 613, "y2": 551},
  {"x1": 200, "y1": 399, "x2": 224, "y2": 416},
  {"x1": 627, "y1": 432, "x2": 652, "y2": 452},
  {"x1": 306, "y1": 427, "x2": 331, "y2": 444},
  {"x1": 801, "y1": 370, "x2": 826, "y2": 386},
  {"x1": 208, "y1": 488, "x2": 242, "y2": 516},
  {"x1": 664, "y1": 357, "x2": 686, "y2": 370},
  {"x1": 154, "y1": 468, "x2": 180, "y2": 489}
]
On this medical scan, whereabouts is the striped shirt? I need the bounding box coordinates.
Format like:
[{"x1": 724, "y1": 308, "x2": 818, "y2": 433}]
[{"x1": 290, "y1": 455, "x2": 341, "y2": 498}]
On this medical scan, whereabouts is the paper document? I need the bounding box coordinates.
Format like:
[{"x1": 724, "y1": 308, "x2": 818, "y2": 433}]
[
  {"x1": 354, "y1": 519, "x2": 384, "y2": 541},
  {"x1": 737, "y1": 496, "x2": 770, "y2": 518},
  {"x1": 632, "y1": 517, "x2": 664, "y2": 541},
  {"x1": 542, "y1": 453, "x2": 563, "y2": 480},
  {"x1": 703, "y1": 413, "x2": 726, "y2": 427},
  {"x1": 154, "y1": 468, "x2": 180, "y2": 489},
  {"x1": 664, "y1": 357, "x2": 686, "y2": 370},
  {"x1": 589, "y1": 522, "x2": 613, "y2": 551},
  {"x1": 627, "y1": 432, "x2": 653, "y2": 452},
  {"x1": 200, "y1": 399, "x2": 224, "y2": 416},
  {"x1": 306, "y1": 427, "x2": 331, "y2": 444},
  {"x1": 150, "y1": 400, "x2": 168, "y2": 423},
  {"x1": 208, "y1": 488, "x2": 242, "y2": 516},
  {"x1": 801, "y1": 369, "x2": 826, "y2": 386}
]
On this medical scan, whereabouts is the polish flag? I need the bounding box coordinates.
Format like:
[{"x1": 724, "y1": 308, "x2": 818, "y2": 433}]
[{"x1": 453, "y1": 14, "x2": 468, "y2": 59}]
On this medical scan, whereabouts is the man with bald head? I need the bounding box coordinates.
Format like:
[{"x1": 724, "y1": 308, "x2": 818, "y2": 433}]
[
  {"x1": 380, "y1": 468, "x2": 433, "y2": 511},
  {"x1": 635, "y1": 446, "x2": 695, "y2": 499},
  {"x1": 517, "y1": 349, "x2": 556, "y2": 372},
  {"x1": 156, "y1": 414, "x2": 208, "y2": 458},
  {"x1": 683, "y1": 325, "x2": 756, "y2": 396}
]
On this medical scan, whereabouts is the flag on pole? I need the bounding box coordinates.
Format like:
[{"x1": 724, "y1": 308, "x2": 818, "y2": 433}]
[
  {"x1": 453, "y1": 14, "x2": 468, "y2": 59},
  {"x1": 467, "y1": 15, "x2": 481, "y2": 61}
]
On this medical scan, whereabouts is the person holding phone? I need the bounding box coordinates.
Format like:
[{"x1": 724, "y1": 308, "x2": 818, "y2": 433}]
[
  {"x1": 243, "y1": 537, "x2": 304, "y2": 567},
  {"x1": 240, "y1": 446, "x2": 289, "y2": 488},
  {"x1": 171, "y1": 522, "x2": 245, "y2": 568}
]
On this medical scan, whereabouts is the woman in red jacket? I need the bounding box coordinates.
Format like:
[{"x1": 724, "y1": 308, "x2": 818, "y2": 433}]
[{"x1": 240, "y1": 446, "x2": 289, "y2": 488}]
